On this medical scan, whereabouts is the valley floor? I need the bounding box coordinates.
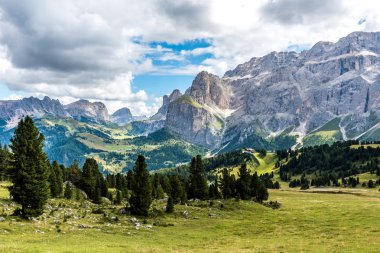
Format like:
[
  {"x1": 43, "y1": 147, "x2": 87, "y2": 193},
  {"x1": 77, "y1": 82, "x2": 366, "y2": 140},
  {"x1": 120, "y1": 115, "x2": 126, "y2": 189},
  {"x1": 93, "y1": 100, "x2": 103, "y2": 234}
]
[{"x1": 0, "y1": 185, "x2": 379, "y2": 252}]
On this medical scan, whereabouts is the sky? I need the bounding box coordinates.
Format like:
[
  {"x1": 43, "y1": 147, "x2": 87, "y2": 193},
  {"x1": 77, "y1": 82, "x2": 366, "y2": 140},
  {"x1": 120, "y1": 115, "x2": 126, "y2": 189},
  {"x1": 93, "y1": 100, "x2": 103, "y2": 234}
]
[{"x1": 0, "y1": 0, "x2": 380, "y2": 115}]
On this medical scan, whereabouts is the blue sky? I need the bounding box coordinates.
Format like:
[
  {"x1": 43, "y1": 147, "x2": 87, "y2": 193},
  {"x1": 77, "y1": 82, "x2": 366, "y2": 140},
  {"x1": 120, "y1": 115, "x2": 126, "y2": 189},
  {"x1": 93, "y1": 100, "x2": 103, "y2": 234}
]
[{"x1": 0, "y1": 0, "x2": 377, "y2": 115}]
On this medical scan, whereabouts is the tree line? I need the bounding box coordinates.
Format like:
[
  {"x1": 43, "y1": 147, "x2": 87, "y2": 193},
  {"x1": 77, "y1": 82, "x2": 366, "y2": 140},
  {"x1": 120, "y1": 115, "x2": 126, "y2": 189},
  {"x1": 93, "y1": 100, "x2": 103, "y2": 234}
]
[
  {"x1": 0, "y1": 116, "x2": 270, "y2": 218},
  {"x1": 277, "y1": 141, "x2": 380, "y2": 188}
]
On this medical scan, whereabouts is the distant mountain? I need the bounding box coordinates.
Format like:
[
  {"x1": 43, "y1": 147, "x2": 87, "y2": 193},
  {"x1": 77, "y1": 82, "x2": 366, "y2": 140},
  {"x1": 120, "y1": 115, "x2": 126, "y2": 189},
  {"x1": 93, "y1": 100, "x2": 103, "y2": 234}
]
[
  {"x1": 111, "y1": 107, "x2": 133, "y2": 125},
  {"x1": 151, "y1": 89, "x2": 182, "y2": 120},
  {"x1": 64, "y1": 99, "x2": 109, "y2": 123},
  {"x1": 1, "y1": 31, "x2": 380, "y2": 172},
  {"x1": 0, "y1": 96, "x2": 204, "y2": 171},
  {"x1": 0, "y1": 96, "x2": 69, "y2": 130},
  {"x1": 165, "y1": 31, "x2": 380, "y2": 151}
]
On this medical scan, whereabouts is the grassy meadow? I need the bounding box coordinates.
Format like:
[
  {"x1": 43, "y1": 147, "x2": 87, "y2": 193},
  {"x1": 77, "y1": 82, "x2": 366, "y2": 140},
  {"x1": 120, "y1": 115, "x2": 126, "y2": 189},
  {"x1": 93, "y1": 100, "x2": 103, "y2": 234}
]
[{"x1": 0, "y1": 182, "x2": 379, "y2": 252}]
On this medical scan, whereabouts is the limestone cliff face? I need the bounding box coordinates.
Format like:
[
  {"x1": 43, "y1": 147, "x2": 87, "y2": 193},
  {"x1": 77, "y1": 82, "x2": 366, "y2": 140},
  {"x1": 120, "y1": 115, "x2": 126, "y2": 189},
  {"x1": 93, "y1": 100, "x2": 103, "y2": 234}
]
[
  {"x1": 165, "y1": 31, "x2": 380, "y2": 150},
  {"x1": 186, "y1": 71, "x2": 230, "y2": 109},
  {"x1": 111, "y1": 107, "x2": 133, "y2": 125},
  {"x1": 164, "y1": 71, "x2": 234, "y2": 148},
  {"x1": 0, "y1": 96, "x2": 69, "y2": 119},
  {"x1": 150, "y1": 89, "x2": 182, "y2": 121},
  {"x1": 165, "y1": 96, "x2": 223, "y2": 148},
  {"x1": 64, "y1": 99, "x2": 109, "y2": 122}
]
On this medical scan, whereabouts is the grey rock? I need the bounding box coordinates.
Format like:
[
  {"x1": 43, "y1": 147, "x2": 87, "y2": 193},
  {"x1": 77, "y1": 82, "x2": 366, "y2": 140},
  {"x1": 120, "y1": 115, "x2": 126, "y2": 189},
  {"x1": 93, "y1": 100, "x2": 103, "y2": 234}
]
[
  {"x1": 165, "y1": 31, "x2": 380, "y2": 150},
  {"x1": 111, "y1": 107, "x2": 133, "y2": 125},
  {"x1": 64, "y1": 99, "x2": 109, "y2": 122}
]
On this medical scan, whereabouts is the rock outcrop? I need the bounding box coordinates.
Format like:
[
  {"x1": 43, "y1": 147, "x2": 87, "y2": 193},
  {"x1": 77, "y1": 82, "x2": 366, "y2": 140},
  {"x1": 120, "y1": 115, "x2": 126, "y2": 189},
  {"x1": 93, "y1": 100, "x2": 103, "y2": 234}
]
[
  {"x1": 64, "y1": 99, "x2": 109, "y2": 122},
  {"x1": 111, "y1": 107, "x2": 133, "y2": 125},
  {"x1": 165, "y1": 31, "x2": 380, "y2": 150},
  {"x1": 150, "y1": 89, "x2": 182, "y2": 121}
]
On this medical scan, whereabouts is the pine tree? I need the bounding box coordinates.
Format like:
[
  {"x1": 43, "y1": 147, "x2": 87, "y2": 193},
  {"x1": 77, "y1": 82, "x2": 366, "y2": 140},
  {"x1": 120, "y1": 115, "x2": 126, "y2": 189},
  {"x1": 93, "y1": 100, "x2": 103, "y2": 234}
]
[
  {"x1": 169, "y1": 175, "x2": 184, "y2": 204},
  {"x1": 52, "y1": 161, "x2": 63, "y2": 197},
  {"x1": 188, "y1": 155, "x2": 208, "y2": 200},
  {"x1": 166, "y1": 196, "x2": 174, "y2": 213},
  {"x1": 9, "y1": 116, "x2": 50, "y2": 218},
  {"x1": 49, "y1": 163, "x2": 59, "y2": 197},
  {"x1": 209, "y1": 176, "x2": 220, "y2": 199},
  {"x1": 80, "y1": 158, "x2": 105, "y2": 202},
  {"x1": 256, "y1": 182, "x2": 268, "y2": 203},
  {"x1": 236, "y1": 163, "x2": 251, "y2": 200},
  {"x1": 0, "y1": 144, "x2": 10, "y2": 181},
  {"x1": 67, "y1": 160, "x2": 81, "y2": 186},
  {"x1": 64, "y1": 183, "x2": 73, "y2": 199},
  {"x1": 115, "y1": 190, "x2": 122, "y2": 204},
  {"x1": 129, "y1": 155, "x2": 152, "y2": 216},
  {"x1": 220, "y1": 168, "x2": 232, "y2": 199}
]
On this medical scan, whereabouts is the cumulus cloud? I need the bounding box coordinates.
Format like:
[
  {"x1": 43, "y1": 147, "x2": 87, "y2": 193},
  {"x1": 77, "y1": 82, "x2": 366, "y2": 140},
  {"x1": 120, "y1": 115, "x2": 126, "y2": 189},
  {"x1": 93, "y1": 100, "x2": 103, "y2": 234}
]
[
  {"x1": 0, "y1": 0, "x2": 380, "y2": 115},
  {"x1": 260, "y1": 0, "x2": 345, "y2": 25}
]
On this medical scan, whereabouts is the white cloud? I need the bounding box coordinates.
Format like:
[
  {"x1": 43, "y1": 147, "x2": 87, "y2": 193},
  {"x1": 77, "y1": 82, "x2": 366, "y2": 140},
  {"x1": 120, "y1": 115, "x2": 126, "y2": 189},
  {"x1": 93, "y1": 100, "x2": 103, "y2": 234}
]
[{"x1": 0, "y1": 0, "x2": 380, "y2": 115}]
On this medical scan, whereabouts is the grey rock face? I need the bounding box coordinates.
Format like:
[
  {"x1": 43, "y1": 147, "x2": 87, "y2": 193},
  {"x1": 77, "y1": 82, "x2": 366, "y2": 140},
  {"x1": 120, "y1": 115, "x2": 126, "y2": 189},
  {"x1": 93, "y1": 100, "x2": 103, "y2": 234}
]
[
  {"x1": 150, "y1": 89, "x2": 182, "y2": 121},
  {"x1": 111, "y1": 107, "x2": 133, "y2": 125},
  {"x1": 165, "y1": 31, "x2": 380, "y2": 150},
  {"x1": 0, "y1": 96, "x2": 69, "y2": 119},
  {"x1": 186, "y1": 71, "x2": 229, "y2": 109},
  {"x1": 64, "y1": 99, "x2": 109, "y2": 122}
]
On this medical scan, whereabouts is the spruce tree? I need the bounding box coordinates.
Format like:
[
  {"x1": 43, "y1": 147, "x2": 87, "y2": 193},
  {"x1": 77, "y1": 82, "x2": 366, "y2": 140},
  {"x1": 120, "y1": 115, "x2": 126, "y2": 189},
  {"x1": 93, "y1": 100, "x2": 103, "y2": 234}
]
[
  {"x1": 166, "y1": 196, "x2": 174, "y2": 213},
  {"x1": 129, "y1": 155, "x2": 152, "y2": 216},
  {"x1": 52, "y1": 161, "x2": 63, "y2": 197},
  {"x1": 80, "y1": 158, "x2": 106, "y2": 202},
  {"x1": 115, "y1": 190, "x2": 122, "y2": 204},
  {"x1": 49, "y1": 164, "x2": 59, "y2": 197},
  {"x1": 67, "y1": 160, "x2": 81, "y2": 186},
  {"x1": 236, "y1": 163, "x2": 251, "y2": 200},
  {"x1": 220, "y1": 168, "x2": 232, "y2": 199},
  {"x1": 9, "y1": 116, "x2": 50, "y2": 218},
  {"x1": 0, "y1": 144, "x2": 10, "y2": 181},
  {"x1": 256, "y1": 182, "x2": 268, "y2": 203},
  {"x1": 188, "y1": 155, "x2": 208, "y2": 200},
  {"x1": 169, "y1": 175, "x2": 184, "y2": 204},
  {"x1": 64, "y1": 183, "x2": 73, "y2": 199}
]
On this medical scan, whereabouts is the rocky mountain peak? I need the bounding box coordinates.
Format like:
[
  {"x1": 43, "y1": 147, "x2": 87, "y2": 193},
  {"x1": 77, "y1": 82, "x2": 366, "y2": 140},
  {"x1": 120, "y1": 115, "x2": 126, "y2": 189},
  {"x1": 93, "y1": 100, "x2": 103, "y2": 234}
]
[
  {"x1": 150, "y1": 89, "x2": 183, "y2": 121},
  {"x1": 111, "y1": 107, "x2": 133, "y2": 125},
  {"x1": 186, "y1": 71, "x2": 229, "y2": 109},
  {"x1": 64, "y1": 99, "x2": 109, "y2": 122},
  {"x1": 165, "y1": 31, "x2": 380, "y2": 151},
  {"x1": 0, "y1": 96, "x2": 69, "y2": 120}
]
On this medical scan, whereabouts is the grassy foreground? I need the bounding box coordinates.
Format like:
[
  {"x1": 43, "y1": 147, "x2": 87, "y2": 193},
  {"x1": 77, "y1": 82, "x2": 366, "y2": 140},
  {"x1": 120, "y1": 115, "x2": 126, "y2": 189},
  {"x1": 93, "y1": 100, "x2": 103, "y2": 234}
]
[{"x1": 0, "y1": 184, "x2": 379, "y2": 252}]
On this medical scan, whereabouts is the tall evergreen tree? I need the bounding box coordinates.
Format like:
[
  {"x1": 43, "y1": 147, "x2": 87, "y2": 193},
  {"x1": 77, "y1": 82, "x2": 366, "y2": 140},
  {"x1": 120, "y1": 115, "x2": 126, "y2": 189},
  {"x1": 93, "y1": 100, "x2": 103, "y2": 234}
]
[
  {"x1": 64, "y1": 183, "x2": 73, "y2": 199},
  {"x1": 166, "y1": 196, "x2": 174, "y2": 213},
  {"x1": 188, "y1": 155, "x2": 208, "y2": 200},
  {"x1": 236, "y1": 163, "x2": 251, "y2": 200},
  {"x1": 256, "y1": 182, "x2": 268, "y2": 203},
  {"x1": 9, "y1": 116, "x2": 50, "y2": 217},
  {"x1": 220, "y1": 168, "x2": 232, "y2": 199},
  {"x1": 67, "y1": 160, "x2": 81, "y2": 186},
  {"x1": 169, "y1": 175, "x2": 184, "y2": 204},
  {"x1": 80, "y1": 158, "x2": 106, "y2": 202},
  {"x1": 209, "y1": 176, "x2": 220, "y2": 199},
  {"x1": 52, "y1": 161, "x2": 63, "y2": 197},
  {"x1": 49, "y1": 164, "x2": 59, "y2": 197},
  {"x1": 129, "y1": 155, "x2": 152, "y2": 216},
  {"x1": 0, "y1": 144, "x2": 10, "y2": 181},
  {"x1": 152, "y1": 173, "x2": 165, "y2": 199}
]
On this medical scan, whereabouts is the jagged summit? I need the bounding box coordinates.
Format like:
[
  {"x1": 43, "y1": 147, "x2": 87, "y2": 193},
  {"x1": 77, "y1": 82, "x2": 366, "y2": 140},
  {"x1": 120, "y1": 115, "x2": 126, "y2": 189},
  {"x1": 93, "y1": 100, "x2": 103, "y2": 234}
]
[
  {"x1": 64, "y1": 99, "x2": 109, "y2": 122},
  {"x1": 111, "y1": 107, "x2": 133, "y2": 125},
  {"x1": 165, "y1": 31, "x2": 380, "y2": 150}
]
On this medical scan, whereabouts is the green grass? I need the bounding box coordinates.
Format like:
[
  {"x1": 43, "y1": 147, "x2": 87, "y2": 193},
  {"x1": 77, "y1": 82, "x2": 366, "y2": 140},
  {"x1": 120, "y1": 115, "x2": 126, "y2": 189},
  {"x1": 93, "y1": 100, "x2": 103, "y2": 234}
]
[
  {"x1": 350, "y1": 144, "x2": 380, "y2": 149},
  {"x1": 0, "y1": 182, "x2": 379, "y2": 252},
  {"x1": 303, "y1": 118, "x2": 343, "y2": 147},
  {"x1": 220, "y1": 152, "x2": 278, "y2": 177}
]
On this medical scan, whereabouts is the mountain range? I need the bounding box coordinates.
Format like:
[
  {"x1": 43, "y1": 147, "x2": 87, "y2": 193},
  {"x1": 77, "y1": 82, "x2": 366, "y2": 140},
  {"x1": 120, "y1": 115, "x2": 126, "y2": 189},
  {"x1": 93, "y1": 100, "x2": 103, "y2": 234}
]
[{"x1": 1, "y1": 31, "x2": 380, "y2": 172}]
